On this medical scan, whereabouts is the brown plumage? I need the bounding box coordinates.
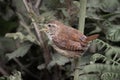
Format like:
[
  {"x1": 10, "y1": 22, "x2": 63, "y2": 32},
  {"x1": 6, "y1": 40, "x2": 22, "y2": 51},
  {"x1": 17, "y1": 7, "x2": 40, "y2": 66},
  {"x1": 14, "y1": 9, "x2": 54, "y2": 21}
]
[{"x1": 43, "y1": 20, "x2": 99, "y2": 58}]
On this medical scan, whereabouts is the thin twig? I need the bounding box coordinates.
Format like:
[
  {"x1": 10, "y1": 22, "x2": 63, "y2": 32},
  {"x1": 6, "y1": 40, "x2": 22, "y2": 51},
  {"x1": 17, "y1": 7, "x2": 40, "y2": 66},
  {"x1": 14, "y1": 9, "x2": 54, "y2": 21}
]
[
  {"x1": 22, "y1": 0, "x2": 51, "y2": 64},
  {"x1": 20, "y1": 21, "x2": 40, "y2": 45},
  {"x1": 0, "y1": 66, "x2": 9, "y2": 76},
  {"x1": 17, "y1": 12, "x2": 40, "y2": 45},
  {"x1": 22, "y1": 0, "x2": 43, "y2": 45},
  {"x1": 23, "y1": 0, "x2": 30, "y2": 12},
  {"x1": 74, "y1": 0, "x2": 87, "y2": 80},
  {"x1": 35, "y1": 0, "x2": 41, "y2": 8},
  {"x1": 13, "y1": 58, "x2": 40, "y2": 80}
]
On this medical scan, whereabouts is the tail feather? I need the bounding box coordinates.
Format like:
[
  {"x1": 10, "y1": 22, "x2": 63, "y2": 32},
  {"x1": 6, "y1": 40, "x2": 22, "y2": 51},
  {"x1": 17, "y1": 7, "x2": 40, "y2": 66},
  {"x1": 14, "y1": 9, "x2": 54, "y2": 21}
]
[{"x1": 86, "y1": 34, "x2": 99, "y2": 42}]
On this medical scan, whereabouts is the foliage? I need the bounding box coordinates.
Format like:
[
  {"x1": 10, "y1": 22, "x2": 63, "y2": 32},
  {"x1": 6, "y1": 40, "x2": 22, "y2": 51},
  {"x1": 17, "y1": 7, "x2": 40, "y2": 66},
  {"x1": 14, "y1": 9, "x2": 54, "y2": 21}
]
[
  {"x1": 78, "y1": 39, "x2": 120, "y2": 80},
  {"x1": 0, "y1": 71, "x2": 22, "y2": 80},
  {"x1": 6, "y1": 42, "x2": 32, "y2": 60},
  {"x1": 0, "y1": 0, "x2": 120, "y2": 80}
]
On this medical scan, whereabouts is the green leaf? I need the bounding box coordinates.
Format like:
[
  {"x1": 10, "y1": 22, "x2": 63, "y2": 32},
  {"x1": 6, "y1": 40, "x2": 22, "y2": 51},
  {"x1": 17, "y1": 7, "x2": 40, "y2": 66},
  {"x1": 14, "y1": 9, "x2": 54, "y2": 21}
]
[
  {"x1": 5, "y1": 32, "x2": 24, "y2": 40},
  {"x1": 101, "y1": 21, "x2": 120, "y2": 42},
  {"x1": 79, "y1": 74, "x2": 99, "y2": 80},
  {"x1": 5, "y1": 32, "x2": 35, "y2": 43},
  {"x1": 7, "y1": 71, "x2": 22, "y2": 80},
  {"x1": 83, "y1": 64, "x2": 120, "y2": 73},
  {"x1": 106, "y1": 26, "x2": 120, "y2": 42},
  {"x1": 47, "y1": 53, "x2": 70, "y2": 69},
  {"x1": 6, "y1": 43, "x2": 32, "y2": 60},
  {"x1": 58, "y1": 8, "x2": 70, "y2": 18},
  {"x1": 101, "y1": 72, "x2": 120, "y2": 80},
  {"x1": 100, "y1": 0, "x2": 120, "y2": 12},
  {"x1": 59, "y1": 0, "x2": 64, "y2": 3},
  {"x1": 43, "y1": 0, "x2": 60, "y2": 9},
  {"x1": 73, "y1": 1, "x2": 80, "y2": 8},
  {"x1": 37, "y1": 64, "x2": 46, "y2": 70},
  {"x1": 86, "y1": 0, "x2": 101, "y2": 19},
  {"x1": 0, "y1": 37, "x2": 16, "y2": 53},
  {"x1": 0, "y1": 18, "x2": 18, "y2": 36}
]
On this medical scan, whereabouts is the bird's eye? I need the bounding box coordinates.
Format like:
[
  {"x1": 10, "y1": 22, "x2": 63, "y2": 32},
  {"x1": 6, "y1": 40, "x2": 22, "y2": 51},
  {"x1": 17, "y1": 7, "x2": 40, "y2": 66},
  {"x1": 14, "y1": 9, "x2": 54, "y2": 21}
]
[{"x1": 48, "y1": 24, "x2": 52, "y2": 27}]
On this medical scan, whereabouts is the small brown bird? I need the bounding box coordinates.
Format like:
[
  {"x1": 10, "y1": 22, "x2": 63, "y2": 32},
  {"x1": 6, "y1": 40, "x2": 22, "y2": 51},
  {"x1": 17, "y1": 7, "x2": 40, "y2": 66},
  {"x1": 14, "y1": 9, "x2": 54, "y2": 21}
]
[{"x1": 42, "y1": 20, "x2": 99, "y2": 58}]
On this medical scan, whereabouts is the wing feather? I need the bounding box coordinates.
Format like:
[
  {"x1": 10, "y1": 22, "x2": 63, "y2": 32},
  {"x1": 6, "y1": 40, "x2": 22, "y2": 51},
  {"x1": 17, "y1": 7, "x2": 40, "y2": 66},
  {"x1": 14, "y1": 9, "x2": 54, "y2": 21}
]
[{"x1": 52, "y1": 36, "x2": 84, "y2": 51}]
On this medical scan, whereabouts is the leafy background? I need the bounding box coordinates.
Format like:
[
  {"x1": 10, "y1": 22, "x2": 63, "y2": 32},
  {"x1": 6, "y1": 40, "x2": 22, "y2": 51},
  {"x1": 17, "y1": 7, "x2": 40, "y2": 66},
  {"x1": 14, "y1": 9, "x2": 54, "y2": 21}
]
[{"x1": 0, "y1": 0, "x2": 120, "y2": 80}]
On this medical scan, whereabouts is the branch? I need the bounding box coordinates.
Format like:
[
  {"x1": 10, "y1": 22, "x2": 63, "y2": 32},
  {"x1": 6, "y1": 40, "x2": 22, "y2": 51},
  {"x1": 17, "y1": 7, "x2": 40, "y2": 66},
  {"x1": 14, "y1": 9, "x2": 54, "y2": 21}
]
[
  {"x1": 78, "y1": 0, "x2": 87, "y2": 33},
  {"x1": 19, "y1": 21, "x2": 40, "y2": 45},
  {"x1": 0, "y1": 66, "x2": 9, "y2": 76},
  {"x1": 22, "y1": 0, "x2": 43, "y2": 45},
  {"x1": 35, "y1": 0, "x2": 41, "y2": 8},
  {"x1": 22, "y1": 0, "x2": 51, "y2": 64},
  {"x1": 13, "y1": 58, "x2": 40, "y2": 80},
  {"x1": 74, "y1": 0, "x2": 87, "y2": 80}
]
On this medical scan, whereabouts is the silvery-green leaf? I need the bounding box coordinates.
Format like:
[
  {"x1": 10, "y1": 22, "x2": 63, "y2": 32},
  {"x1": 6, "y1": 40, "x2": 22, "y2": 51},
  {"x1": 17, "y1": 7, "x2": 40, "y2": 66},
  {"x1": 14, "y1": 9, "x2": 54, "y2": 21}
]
[
  {"x1": 6, "y1": 43, "x2": 32, "y2": 60},
  {"x1": 47, "y1": 53, "x2": 70, "y2": 69}
]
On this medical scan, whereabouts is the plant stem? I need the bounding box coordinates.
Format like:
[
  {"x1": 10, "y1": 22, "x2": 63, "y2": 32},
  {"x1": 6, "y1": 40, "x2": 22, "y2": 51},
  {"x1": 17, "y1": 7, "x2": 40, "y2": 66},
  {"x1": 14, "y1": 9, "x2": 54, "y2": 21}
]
[
  {"x1": 74, "y1": 0, "x2": 87, "y2": 80},
  {"x1": 22, "y1": 0, "x2": 51, "y2": 64},
  {"x1": 78, "y1": 0, "x2": 87, "y2": 33}
]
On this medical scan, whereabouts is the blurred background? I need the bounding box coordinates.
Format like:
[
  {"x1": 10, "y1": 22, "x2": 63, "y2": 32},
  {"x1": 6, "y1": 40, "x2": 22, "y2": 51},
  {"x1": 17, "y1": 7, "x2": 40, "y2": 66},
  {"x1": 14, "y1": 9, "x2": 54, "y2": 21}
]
[{"x1": 0, "y1": 0, "x2": 120, "y2": 80}]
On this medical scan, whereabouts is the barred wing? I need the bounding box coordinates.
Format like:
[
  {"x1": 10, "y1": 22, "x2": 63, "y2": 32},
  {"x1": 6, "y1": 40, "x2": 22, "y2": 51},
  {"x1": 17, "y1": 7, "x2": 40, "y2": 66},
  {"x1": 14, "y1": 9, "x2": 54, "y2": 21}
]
[{"x1": 52, "y1": 36, "x2": 84, "y2": 51}]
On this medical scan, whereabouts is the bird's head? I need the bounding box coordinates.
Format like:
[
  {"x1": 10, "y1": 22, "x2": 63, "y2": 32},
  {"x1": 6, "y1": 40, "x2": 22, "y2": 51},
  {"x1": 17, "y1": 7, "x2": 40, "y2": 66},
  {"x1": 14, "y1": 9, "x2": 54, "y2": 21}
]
[{"x1": 40, "y1": 20, "x2": 61, "y2": 39}]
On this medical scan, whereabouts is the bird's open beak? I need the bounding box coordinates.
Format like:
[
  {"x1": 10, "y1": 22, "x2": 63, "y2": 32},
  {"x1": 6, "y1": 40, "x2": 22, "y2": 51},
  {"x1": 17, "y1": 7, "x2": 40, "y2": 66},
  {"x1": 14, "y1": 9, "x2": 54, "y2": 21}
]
[
  {"x1": 39, "y1": 24, "x2": 48, "y2": 32},
  {"x1": 39, "y1": 28, "x2": 48, "y2": 32}
]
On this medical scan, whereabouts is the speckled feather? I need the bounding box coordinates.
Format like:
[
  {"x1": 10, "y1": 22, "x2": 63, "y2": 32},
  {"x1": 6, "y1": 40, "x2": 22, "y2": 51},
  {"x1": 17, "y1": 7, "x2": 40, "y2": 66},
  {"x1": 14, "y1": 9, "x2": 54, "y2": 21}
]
[{"x1": 45, "y1": 20, "x2": 99, "y2": 57}]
